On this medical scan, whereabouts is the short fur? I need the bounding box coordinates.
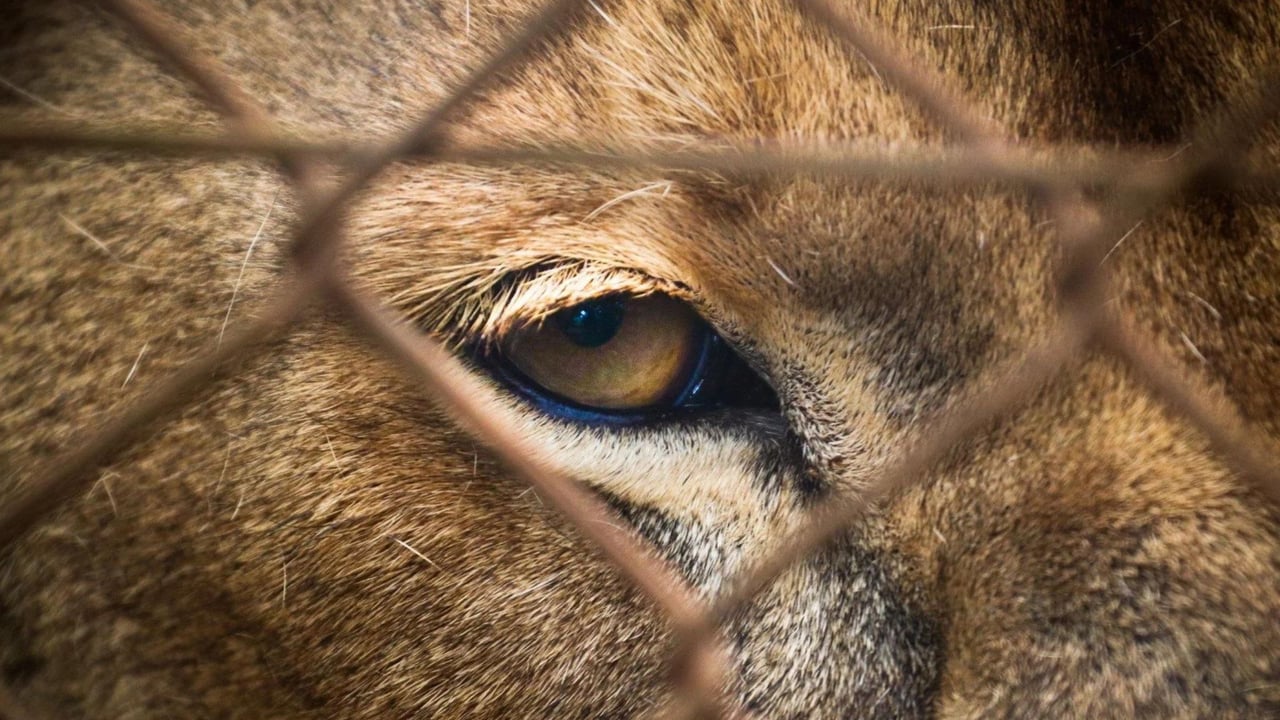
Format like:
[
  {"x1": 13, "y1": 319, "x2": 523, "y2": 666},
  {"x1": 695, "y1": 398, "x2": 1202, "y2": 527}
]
[{"x1": 2, "y1": 0, "x2": 1278, "y2": 717}]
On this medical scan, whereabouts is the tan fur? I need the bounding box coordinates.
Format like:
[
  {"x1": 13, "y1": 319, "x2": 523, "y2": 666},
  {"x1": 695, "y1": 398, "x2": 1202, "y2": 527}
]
[{"x1": 2, "y1": 0, "x2": 1279, "y2": 717}]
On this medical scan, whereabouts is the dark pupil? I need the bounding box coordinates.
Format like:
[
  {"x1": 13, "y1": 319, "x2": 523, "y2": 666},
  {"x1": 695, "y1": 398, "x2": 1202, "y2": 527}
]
[{"x1": 554, "y1": 298, "x2": 626, "y2": 348}]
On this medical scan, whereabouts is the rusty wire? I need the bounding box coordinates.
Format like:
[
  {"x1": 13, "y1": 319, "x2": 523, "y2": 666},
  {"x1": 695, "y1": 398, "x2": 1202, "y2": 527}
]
[{"x1": 2, "y1": 0, "x2": 1279, "y2": 717}]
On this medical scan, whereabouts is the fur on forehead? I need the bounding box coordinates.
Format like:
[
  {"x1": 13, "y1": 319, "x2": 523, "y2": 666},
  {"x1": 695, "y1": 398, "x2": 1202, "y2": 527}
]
[
  {"x1": 447, "y1": 0, "x2": 929, "y2": 144},
  {"x1": 329, "y1": 0, "x2": 988, "y2": 357}
]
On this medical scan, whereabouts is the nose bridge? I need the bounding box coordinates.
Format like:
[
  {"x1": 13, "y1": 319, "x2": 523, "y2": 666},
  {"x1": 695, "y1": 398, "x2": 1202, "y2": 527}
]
[
  {"x1": 661, "y1": 188, "x2": 955, "y2": 718},
  {"x1": 711, "y1": 194, "x2": 983, "y2": 482},
  {"x1": 697, "y1": 180, "x2": 1068, "y2": 492}
]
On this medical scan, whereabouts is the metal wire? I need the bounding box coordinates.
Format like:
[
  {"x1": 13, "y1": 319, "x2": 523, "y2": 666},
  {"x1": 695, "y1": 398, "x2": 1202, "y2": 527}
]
[{"x1": 2, "y1": 0, "x2": 1278, "y2": 717}]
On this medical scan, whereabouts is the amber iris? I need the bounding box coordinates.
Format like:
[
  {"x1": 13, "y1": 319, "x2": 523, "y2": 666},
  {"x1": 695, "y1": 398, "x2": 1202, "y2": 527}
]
[{"x1": 503, "y1": 295, "x2": 704, "y2": 410}]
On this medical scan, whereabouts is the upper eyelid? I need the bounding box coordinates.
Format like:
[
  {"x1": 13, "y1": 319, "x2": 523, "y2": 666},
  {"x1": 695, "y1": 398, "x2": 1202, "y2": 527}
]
[
  {"x1": 480, "y1": 264, "x2": 691, "y2": 344},
  {"x1": 412, "y1": 261, "x2": 694, "y2": 349}
]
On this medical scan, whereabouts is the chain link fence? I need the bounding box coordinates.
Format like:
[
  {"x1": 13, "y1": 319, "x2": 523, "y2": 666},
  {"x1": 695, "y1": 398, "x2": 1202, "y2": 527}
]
[{"x1": 2, "y1": 0, "x2": 1279, "y2": 717}]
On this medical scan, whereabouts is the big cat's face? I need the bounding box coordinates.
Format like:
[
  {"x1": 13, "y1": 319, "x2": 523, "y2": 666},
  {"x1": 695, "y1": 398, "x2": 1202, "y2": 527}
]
[{"x1": 2, "y1": 1, "x2": 1280, "y2": 718}]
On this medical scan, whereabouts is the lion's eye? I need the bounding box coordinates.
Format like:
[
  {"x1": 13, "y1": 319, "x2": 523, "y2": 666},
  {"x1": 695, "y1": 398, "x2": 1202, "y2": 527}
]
[{"x1": 485, "y1": 295, "x2": 777, "y2": 423}]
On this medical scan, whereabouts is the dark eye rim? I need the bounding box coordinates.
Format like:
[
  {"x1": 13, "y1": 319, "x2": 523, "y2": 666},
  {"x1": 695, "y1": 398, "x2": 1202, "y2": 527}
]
[{"x1": 471, "y1": 297, "x2": 779, "y2": 426}]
